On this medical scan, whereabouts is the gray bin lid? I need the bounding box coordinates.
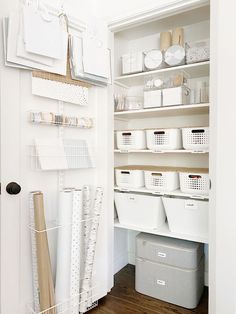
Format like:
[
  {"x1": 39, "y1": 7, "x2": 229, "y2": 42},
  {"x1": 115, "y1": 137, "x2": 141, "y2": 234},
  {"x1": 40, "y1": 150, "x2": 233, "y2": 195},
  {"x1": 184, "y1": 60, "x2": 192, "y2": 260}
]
[{"x1": 136, "y1": 233, "x2": 204, "y2": 270}]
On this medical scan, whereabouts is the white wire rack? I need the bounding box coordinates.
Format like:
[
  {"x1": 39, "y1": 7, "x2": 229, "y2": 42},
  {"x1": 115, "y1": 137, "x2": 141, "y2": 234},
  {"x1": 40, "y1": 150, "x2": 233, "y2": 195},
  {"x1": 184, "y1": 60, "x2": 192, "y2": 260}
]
[
  {"x1": 27, "y1": 286, "x2": 99, "y2": 314},
  {"x1": 29, "y1": 111, "x2": 93, "y2": 129},
  {"x1": 29, "y1": 140, "x2": 95, "y2": 171}
]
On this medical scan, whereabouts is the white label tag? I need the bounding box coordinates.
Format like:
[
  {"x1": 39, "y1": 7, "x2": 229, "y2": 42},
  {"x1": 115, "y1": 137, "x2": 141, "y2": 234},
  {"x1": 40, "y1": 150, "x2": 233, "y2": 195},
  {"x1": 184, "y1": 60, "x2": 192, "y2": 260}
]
[
  {"x1": 157, "y1": 279, "x2": 166, "y2": 286},
  {"x1": 185, "y1": 200, "x2": 198, "y2": 210},
  {"x1": 157, "y1": 252, "x2": 166, "y2": 258}
]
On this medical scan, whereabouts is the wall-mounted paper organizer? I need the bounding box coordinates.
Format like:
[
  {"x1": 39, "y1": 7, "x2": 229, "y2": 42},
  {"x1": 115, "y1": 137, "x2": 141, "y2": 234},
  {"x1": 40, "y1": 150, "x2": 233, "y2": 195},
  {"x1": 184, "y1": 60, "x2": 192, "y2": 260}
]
[
  {"x1": 29, "y1": 139, "x2": 94, "y2": 171},
  {"x1": 29, "y1": 111, "x2": 93, "y2": 129}
]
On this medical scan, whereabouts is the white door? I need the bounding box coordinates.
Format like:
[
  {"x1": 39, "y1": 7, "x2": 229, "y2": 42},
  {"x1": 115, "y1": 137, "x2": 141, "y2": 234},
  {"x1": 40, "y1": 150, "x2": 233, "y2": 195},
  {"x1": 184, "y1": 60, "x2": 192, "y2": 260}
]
[{"x1": 0, "y1": 1, "x2": 114, "y2": 313}]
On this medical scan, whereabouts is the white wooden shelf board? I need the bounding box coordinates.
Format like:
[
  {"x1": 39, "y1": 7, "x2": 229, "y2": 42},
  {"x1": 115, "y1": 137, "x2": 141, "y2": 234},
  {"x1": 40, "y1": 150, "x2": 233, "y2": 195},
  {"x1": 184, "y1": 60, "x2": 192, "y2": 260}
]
[
  {"x1": 114, "y1": 61, "x2": 210, "y2": 87},
  {"x1": 114, "y1": 103, "x2": 209, "y2": 120},
  {"x1": 114, "y1": 186, "x2": 209, "y2": 200},
  {"x1": 114, "y1": 219, "x2": 208, "y2": 244},
  {"x1": 114, "y1": 149, "x2": 209, "y2": 154}
]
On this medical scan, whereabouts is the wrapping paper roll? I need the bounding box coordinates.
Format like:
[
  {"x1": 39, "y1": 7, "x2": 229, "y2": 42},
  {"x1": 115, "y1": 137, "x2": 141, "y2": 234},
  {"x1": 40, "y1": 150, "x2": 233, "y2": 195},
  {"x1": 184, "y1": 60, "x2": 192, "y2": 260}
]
[
  {"x1": 82, "y1": 186, "x2": 91, "y2": 252},
  {"x1": 55, "y1": 189, "x2": 73, "y2": 305},
  {"x1": 172, "y1": 27, "x2": 184, "y2": 47},
  {"x1": 70, "y1": 189, "x2": 83, "y2": 313},
  {"x1": 160, "y1": 31, "x2": 172, "y2": 51},
  {"x1": 80, "y1": 187, "x2": 103, "y2": 313},
  {"x1": 29, "y1": 192, "x2": 41, "y2": 314},
  {"x1": 33, "y1": 192, "x2": 56, "y2": 314}
]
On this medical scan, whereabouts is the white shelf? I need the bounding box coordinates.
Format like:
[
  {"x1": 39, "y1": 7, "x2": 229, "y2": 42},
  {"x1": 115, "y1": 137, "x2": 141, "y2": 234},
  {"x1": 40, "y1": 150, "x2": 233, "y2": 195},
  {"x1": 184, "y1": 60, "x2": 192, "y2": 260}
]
[
  {"x1": 114, "y1": 219, "x2": 208, "y2": 244},
  {"x1": 114, "y1": 149, "x2": 209, "y2": 154},
  {"x1": 114, "y1": 186, "x2": 209, "y2": 200},
  {"x1": 115, "y1": 61, "x2": 210, "y2": 87},
  {"x1": 114, "y1": 103, "x2": 209, "y2": 120}
]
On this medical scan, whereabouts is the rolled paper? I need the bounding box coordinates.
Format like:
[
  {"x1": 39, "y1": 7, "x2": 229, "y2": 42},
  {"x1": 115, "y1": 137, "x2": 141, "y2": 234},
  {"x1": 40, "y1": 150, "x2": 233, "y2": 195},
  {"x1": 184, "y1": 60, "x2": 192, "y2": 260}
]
[
  {"x1": 160, "y1": 31, "x2": 172, "y2": 51},
  {"x1": 80, "y1": 187, "x2": 103, "y2": 312},
  {"x1": 172, "y1": 27, "x2": 184, "y2": 47},
  {"x1": 55, "y1": 189, "x2": 73, "y2": 305},
  {"x1": 32, "y1": 111, "x2": 42, "y2": 123},
  {"x1": 42, "y1": 112, "x2": 53, "y2": 123},
  {"x1": 70, "y1": 189, "x2": 83, "y2": 313},
  {"x1": 33, "y1": 192, "x2": 56, "y2": 314}
]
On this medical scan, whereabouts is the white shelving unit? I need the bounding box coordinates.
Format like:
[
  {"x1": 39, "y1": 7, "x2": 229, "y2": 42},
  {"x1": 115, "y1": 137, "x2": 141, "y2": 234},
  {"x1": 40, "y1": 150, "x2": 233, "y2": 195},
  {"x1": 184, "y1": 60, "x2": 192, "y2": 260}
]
[
  {"x1": 114, "y1": 219, "x2": 208, "y2": 244},
  {"x1": 112, "y1": 2, "x2": 210, "y2": 286},
  {"x1": 115, "y1": 61, "x2": 210, "y2": 87}
]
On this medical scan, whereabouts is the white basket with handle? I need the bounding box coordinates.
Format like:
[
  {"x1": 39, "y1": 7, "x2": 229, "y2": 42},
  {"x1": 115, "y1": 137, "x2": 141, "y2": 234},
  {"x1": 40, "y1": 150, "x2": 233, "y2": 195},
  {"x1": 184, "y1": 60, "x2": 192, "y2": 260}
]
[
  {"x1": 182, "y1": 127, "x2": 209, "y2": 150},
  {"x1": 115, "y1": 166, "x2": 144, "y2": 188},
  {"x1": 144, "y1": 167, "x2": 179, "y2": 192},
  {"x1": 116, "y1": 130, "x2": 146, "y2": 150},
  {"x1": 179, "y1": 169, "x2": 209, "y2": 196},
  {"x1": 146, "y1": 128, "x2": 182, "y2": 151}
]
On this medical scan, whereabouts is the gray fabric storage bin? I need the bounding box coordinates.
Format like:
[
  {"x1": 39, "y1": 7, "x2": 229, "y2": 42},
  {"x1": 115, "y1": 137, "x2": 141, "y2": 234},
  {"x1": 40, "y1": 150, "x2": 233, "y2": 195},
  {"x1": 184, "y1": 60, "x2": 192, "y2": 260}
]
[
  {"x1": 136, "y1": 233, "x2": 204, "y2": 269},
  {"x1": 135, "y1": 233, "x2": 204, "y2": 309},
  {"x1": 135, "y1": 256, "x2": 204, "y2": 309}
]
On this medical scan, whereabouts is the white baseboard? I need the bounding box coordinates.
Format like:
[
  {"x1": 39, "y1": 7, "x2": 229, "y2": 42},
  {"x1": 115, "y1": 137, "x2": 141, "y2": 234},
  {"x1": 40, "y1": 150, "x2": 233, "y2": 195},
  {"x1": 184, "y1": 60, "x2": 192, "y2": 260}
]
[{"x1": 114, "y1": 252, "x2": 128, "y2": 274}]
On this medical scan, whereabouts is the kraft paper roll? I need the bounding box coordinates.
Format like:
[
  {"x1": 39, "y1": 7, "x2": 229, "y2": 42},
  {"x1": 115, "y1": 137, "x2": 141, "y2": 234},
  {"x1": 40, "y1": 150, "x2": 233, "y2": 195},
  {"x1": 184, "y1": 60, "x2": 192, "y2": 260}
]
[
  {"x1": 33, "y1": 192, "x2": 56, "y2": 314},
  {"x1": 160, "y1": 31, "x2": 172, "y2": 51},
  {"x1": 80, "y1": 187, "x2": 103, "y2": 313},
  {"x1": 55, "y1": 189, "x2": 73, "y2": 304},
  {"x1": 172, "y1": 27, "x2": 184, "y2": 47}
]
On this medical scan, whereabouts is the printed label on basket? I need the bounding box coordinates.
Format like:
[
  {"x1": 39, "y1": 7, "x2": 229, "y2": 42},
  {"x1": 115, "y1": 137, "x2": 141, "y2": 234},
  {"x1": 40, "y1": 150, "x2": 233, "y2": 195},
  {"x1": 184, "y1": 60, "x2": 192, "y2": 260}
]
[
  {"x1": 157, "y1": 279, "x2": 166, "y2": 286},
  {"x1": 185, "y1": 200, "x2": 198, "y2": 210},
  {"x1": 157, "y1": 252, "x2": 166, "y2": 258}
]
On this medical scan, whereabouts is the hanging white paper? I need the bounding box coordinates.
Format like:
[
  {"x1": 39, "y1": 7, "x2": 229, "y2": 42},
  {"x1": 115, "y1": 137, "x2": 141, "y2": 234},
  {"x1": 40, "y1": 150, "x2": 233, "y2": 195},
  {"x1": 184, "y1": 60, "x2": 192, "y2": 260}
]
[{"x1": 23, "y1": 5, "x2": 63, "y2": 59}]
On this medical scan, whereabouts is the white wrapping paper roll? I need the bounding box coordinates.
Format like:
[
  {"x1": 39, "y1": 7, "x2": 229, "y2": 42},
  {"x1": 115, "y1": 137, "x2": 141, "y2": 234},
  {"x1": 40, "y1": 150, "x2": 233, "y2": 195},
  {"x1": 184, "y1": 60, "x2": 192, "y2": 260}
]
[
  {"x1": 55, "y1": 189, "x2": 73, "y2": 304},
  {"x1": 80, "y1": 187, "x2": 103, "y2": 313},
  {"x1": 70, "y1": 189, "x2": 83, "y2": 313}
]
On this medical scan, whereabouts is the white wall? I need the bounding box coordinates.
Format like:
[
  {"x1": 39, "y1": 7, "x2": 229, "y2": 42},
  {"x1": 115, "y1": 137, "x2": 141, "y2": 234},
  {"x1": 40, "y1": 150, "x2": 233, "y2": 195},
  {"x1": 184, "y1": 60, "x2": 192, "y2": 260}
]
[{"x1": 210, "y1": 0, "x2": 236, "y2": 313}]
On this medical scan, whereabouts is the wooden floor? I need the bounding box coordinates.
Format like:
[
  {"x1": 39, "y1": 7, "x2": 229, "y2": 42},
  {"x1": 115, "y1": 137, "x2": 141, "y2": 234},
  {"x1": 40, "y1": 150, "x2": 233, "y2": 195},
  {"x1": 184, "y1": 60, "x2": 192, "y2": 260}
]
[{"x1": 91, "y1": 264, "x2": 208, "y2": 314}]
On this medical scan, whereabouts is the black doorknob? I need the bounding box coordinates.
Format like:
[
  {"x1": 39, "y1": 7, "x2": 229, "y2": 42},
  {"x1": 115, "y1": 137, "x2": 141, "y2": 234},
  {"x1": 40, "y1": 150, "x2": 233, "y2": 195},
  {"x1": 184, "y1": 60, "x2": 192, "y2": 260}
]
[{"x1": 6, "y1": 182, "x2": 21, "y2": 195}]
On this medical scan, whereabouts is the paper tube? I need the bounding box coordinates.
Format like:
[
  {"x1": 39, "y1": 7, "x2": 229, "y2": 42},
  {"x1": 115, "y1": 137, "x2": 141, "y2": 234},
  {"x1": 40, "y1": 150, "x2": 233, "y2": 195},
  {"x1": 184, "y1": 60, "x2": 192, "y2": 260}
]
[
  {"x1": 70, "y1": 189, "x2": 83, "y2": 313},
  {"x1": 160, "y1": 31, "x2": 172, "y2": 51},
  {"x1": 29, "y1": 192, "x2": 41, "y2": 314},
  {"x1": 33, "y1": 192, "x2": 56, "y2": 314},
  {"x1": 55, "y1": 189, "x2": 73, "y2": 304},
  {"x1": 80, "y1": 187, "x2": 103, "y2": 313},
  {"x1": 172, "y1": 27, "x2": 184, "y2": 47}
]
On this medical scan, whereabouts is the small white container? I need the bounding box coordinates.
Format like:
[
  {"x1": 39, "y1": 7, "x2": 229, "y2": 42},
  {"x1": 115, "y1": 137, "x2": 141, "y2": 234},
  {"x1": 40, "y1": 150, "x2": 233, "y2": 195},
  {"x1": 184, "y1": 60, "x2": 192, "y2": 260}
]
[
  {"x1": 115, "y1": 166, "x2": 144, "y2": 188},
  {"x1": 116, "y1": 130, "x2": 146, "y2": 150},
  {"x1": 144, "y1": 90, "x2": 162, "y2": 109},
  {"x1": 144, "y1": 168, "x2": 179, "y2": 192},
  {"x1": 146, "y1": 128, "x2": 182, "y2": 150},
  {"x1": 162, "y1": 196, "x2": 208, "y2": 237},
  {"x1": 179, "y1": 169, "x2": 209, "y2": 196},
  {"x1": 122, "y1": 52, "x2": 144, "y2": 75},
  {"x1": 162, "y1": 86, "x2": 190, "y2": 106},
  {"x1": 182, "y1": 127, "x2": 209, "y2": 150},
  {"x1": 115, "y1": 192, "x2": 166, "y2": 229}
]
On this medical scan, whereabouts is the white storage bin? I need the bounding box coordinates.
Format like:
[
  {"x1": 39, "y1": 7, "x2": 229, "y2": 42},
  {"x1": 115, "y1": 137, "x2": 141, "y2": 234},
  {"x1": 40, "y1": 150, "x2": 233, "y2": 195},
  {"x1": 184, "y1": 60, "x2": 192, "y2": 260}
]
[
  {"x1": 125, "y1": 96, "x2": 143, "y2": 111},
  {"x1": 122, "y1": 52, "x2": 144, "y2": 75},
  {"x1": 116, "y1": 130, "x2": 146, "y2": 150},
  {"x1": 114, "y1": 192, "x2": 166, "y2": 229},
  {"x1": 144, "y1": 90, "x2": 162, "y2": 109},
  {"x1": 162, "y1": 86, "x2": 190, "y2": 106},
  {"x1": 146, "y1": 128, "x2": 182, "y2": 150},
  {"x1": 144, "y1": 167, "x2": 179, "y2": 192},
  {"x1": 162, "y1": 196, "x2": 209, "y2": 237},
  {"x1": 115, "y1": 166, "x2": 144, "y2": 188},
  {"x1": 179, "y1": 169, "x2": 209, "y2": 196},
  {"x1": 182, "y1": 127, "x2": 209, "y2": 150}
]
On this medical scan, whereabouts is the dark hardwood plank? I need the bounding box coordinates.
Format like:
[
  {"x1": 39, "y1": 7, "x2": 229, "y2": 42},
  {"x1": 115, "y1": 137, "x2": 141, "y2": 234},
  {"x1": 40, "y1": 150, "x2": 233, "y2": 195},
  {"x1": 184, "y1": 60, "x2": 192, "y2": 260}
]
[{"x1": 91, "y1": 264, "x2": 208, "y2": 314}]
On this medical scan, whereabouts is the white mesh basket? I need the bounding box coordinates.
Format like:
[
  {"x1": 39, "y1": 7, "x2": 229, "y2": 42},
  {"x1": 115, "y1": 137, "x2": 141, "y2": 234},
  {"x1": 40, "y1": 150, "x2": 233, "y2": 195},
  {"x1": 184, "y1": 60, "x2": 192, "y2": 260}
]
[
  {"x1": 115, "y1": 168, "x2": 144, "y2": 188},
  {"x1": 179, "y1": 171, "x2": 209, "y2": 195},
  {"x1": 116, "y1": 130, "x2": 146, "y2": 150},
  {"x1": 146, "y1": 128, "x2": 182, "y2": 151},
  {"x1": 144, "y1": 169, "x2": 179, "y2": 192},
  {"x1": 182, "y1": 127, "x2": 209, "y2": 150}
]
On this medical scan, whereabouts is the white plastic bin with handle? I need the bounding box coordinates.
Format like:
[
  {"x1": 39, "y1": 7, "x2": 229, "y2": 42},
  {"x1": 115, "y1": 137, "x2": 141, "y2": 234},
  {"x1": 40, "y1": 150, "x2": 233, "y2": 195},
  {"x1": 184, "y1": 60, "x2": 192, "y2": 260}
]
[
  {"x1": 144, "y1": 167, "x2": 179, "y2": 192},
  {"x1": 115, "y1": 166, "x2": 144, "y2": 188},
  {"x1": 116, "y1": 130, "x2": 146, "y2": 150},
  {"x1": 179, "y1": 168, "x2": 209, "y2": 196},
  {"x1": 182, "y1": 127, "x2": 209, "y2": 151},
  {"x1": 146, "y1": 128, "x2": 182, "y2": 150}
]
